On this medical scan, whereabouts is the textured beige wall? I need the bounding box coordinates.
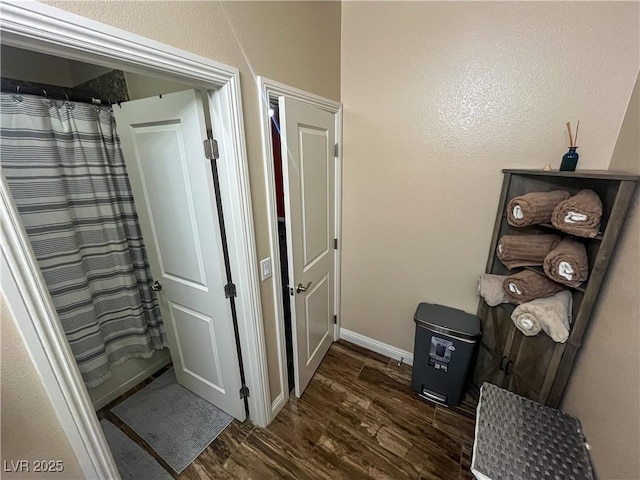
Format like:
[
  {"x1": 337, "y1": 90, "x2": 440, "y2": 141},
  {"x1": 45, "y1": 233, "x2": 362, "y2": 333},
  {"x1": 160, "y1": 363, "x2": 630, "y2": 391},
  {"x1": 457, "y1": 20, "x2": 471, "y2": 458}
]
[
  {"x1": 1, "y1": 294, "x2": 84, "y2": 479},
  {"x1": 563, "y1": 73, "x2": 640, "y2": 479},
  {"x1": 340, "y1": 1, "x2": 639, "y2": 352},
  {"x1": 43, "y1": 0, "x2": 341, "y2": 403},
  {"x1": 608, "y1": 74, "x2": 640, "y2": 176}
]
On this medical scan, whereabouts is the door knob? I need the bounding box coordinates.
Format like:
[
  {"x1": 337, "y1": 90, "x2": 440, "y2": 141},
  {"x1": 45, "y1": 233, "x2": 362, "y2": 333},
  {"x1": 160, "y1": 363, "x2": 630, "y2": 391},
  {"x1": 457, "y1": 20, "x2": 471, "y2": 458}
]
[
  {"x1": 296, "y1": 282, "x2": 312, "y2": 293},
  {"x1": 151, "y1": 281, "x2": 163, "y2": 291}
]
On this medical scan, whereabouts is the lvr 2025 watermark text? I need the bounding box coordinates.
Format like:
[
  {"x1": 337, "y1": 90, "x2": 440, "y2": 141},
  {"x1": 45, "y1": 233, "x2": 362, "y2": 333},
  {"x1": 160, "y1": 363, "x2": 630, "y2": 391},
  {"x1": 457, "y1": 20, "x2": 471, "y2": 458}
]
[{"x1": 3, "y1": 460, "x2": 64, "y2": 473}]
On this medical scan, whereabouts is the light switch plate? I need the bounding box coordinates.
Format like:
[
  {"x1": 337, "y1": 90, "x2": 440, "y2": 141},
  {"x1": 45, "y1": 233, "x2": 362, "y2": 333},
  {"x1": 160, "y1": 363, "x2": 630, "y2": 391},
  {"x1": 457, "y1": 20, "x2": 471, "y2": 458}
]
[{"x1": 260, "y1": 257, "x2": 272, "y2": 281}]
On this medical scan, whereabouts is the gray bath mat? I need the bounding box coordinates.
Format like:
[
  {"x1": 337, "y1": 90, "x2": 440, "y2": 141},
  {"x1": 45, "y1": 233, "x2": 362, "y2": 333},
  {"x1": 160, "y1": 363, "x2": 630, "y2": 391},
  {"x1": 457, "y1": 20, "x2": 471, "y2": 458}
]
[
  {"x1": 100, "y1": 419, "x2": 172, "y2": 480},
  {"x1": 111, "y1": 368, "x2": 233, "y2": 473}
]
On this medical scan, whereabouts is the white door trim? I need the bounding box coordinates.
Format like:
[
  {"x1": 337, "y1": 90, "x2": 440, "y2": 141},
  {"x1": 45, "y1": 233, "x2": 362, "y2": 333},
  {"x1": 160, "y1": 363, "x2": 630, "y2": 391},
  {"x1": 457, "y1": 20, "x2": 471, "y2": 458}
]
[
  {"x1": 1, "y1": 175, "x2": 119, "y2": 480},
  {"x1": 256, "y1": 76, "x2": 343, "y2": 422},
  {"x1": 0, "y1": 2, "x2": 269, "y2": 478}
]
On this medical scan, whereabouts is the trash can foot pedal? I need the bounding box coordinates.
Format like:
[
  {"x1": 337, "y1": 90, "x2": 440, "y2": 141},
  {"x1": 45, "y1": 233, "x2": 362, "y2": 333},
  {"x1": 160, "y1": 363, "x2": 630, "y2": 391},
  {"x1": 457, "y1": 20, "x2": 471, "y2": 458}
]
[{"x1": 418, "y1": 388, "x2": 447, "y2": 405}]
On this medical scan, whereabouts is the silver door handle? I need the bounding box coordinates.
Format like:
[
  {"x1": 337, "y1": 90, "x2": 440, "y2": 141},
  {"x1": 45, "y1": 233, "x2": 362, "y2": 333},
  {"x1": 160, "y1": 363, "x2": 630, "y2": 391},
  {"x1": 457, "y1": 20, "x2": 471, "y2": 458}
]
[
  {"x1": 296, "y1": 282, "x2": 312, "y2": 293},
  {"x1": 150, "y1": 281, "x2": 163, "y2": 291}
]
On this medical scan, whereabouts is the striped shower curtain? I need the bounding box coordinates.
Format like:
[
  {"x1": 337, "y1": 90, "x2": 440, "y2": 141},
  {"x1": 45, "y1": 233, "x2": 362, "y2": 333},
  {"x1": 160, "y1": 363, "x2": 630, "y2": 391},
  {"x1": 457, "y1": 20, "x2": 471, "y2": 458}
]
[{"x1": 0, "y1": 92, "x2": 167, "y2": 388}]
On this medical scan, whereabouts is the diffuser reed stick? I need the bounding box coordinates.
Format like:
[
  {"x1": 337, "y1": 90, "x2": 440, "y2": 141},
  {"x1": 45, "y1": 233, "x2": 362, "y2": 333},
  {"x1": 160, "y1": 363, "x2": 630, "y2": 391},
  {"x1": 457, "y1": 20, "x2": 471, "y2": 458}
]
[
  {"x1": 566, "y1": 121, "x2": 580, "y2": 147},
  {"x1": 566, "y1": 122, "x2": 574, "y2": 147}
]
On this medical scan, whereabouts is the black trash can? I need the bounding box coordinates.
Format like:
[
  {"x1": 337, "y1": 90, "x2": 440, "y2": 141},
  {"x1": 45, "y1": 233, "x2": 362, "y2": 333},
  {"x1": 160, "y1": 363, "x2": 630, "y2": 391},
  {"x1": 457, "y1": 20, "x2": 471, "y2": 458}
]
[{"x1": 411, "y1": 302, "x2": 481, "y2": 406}]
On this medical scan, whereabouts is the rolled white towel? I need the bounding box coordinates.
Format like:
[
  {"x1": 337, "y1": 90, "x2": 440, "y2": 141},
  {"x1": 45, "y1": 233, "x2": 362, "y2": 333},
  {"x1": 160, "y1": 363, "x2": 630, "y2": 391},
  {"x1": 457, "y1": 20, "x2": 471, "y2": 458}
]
[
  {"x1": 558, "y1": 261, "x2": 575, "y2": 281},
  {"x1": 511, "y1": 290, "x2": 573, "y2": 343},
  {"x1": 564, "y1": 211, "x2": 588, "y2": 223},
  {"x1": 513, "y1": 205, "x2": 524, "y2": 220},
  {"x1": 515, "y1": 315, "x2": 541, "y2": 335}
]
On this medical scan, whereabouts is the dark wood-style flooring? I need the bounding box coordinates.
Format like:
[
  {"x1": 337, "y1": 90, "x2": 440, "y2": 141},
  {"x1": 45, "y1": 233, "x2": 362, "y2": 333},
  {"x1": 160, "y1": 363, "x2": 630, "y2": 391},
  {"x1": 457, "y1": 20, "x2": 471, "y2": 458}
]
[{"x1": 98, "y1": 340, "x2": 477, "y2": 480}]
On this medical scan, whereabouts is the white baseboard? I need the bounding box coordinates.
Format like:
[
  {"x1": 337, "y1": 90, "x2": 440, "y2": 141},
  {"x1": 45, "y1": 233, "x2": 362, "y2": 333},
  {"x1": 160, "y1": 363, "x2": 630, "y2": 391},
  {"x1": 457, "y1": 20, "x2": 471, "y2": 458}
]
[
  {"x1": 90, "y1": 352, "x2": 172, "y2": 410},
  {"x1": 339, "y1": 328, "x2": 414, "y2": 366}
]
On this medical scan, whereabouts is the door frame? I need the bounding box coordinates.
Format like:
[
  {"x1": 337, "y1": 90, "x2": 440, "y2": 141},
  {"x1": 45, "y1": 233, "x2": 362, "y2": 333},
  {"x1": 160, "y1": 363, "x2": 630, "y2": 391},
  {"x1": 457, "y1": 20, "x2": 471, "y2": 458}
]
[
  {"x1": 256, "y1": 76, "x2": 343, "y2": 421},
  {"x1": 0, "y1": 2, "x2": 269, "y2": 478}
]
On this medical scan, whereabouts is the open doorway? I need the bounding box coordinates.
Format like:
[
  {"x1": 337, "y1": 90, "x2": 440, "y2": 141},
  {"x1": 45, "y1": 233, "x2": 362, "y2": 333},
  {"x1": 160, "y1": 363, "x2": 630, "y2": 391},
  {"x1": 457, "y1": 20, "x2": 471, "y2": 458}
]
[
  {"x1": 0, "y1": 44, "x2": 189, "y2": 409},
  {"x1": 1, "y1": 44, "x2": 250, "y2": 476},
  {"x1": 257, "y1": 77, "x2": 343, "y2": 421},
  {"x1": 0, "y1": 4, "x2": 268, "y2": 477},
  {"x1": 269, "y1": 99, "x2": 295, "y2": 393}
]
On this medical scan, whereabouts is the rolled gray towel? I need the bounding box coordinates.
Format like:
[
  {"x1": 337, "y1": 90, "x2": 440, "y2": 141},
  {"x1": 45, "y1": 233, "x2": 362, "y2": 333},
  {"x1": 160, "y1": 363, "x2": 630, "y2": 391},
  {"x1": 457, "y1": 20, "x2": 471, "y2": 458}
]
[
  {"x1": 503, "y1": 270, "x2": 564, "y2": 304},
  {"x1": 511, "y1": 290, "x2": 573, "y2": 343},
  {"x1": 477, "y1": 274, "x2": 510, "y2": 306},
  {"x1": 497, "y1": 234, "x2": 561, "y2": 269},
  {"x1": 543, "y1": 238, "x2": 589, "y2": 287},
  {"x1": 551, "y1": 189, "x2": 603, "y2": 238},
  {"x1": 507, "y1": 190, "x2": 571, "y2": 227}
]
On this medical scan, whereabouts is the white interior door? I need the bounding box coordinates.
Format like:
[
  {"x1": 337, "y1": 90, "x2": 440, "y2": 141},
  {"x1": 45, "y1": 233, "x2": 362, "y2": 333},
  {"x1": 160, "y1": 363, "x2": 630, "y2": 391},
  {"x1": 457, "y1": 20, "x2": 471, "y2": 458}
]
[
  {"x1": 279, "y1": 97, "x2": 336, "y2": 397},
  {"x1": 113, "y1": 89, "x2": 245, "y2": 420}
]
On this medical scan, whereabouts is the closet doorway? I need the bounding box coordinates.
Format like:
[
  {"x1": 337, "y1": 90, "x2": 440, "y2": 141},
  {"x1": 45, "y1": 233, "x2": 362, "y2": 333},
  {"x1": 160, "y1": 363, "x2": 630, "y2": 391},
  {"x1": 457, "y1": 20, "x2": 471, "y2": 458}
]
[
  {"x1": 0, "y1": 3, "x2": 267, "y2": 478},
  {"x1": 269, "y1": 99, "x2": 296, "y2": 395},
  {"x1": 258, "y1": 77, "x2": 343, "y2": 420}
]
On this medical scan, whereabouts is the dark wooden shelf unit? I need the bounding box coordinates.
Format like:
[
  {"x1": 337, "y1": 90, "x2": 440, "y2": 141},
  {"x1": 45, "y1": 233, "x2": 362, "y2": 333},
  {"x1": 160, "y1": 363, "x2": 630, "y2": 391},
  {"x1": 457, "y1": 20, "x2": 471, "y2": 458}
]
[
  {"x1": 538, "y1": 222, "x2": 603, "y2": 240},
  {"x1": 472, "y1": 169, "x2": 638, "y2": 408}
]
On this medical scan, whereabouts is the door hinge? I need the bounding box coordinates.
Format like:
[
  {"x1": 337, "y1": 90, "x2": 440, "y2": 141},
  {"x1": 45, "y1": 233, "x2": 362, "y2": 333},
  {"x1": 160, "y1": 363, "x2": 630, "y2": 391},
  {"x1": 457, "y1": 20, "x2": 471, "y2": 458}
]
[
  {"x1": 203, "y1": 138, "x2": 219, "y2": 160},
  {"x1": 334, "y1": 238, "x2": 338, "y2": 250},
  {"x1": 334, "y1": 143, "x2": 339, "y2": 157},
  {"x1": 224, "y1": 282, "x2": 237, "y2": 298},
  {"x1": 333, "y1": 315, "x2": 337, "y2": 324},
  {"x1": 239, "y1": 385, "x2": 250, "y2": 399}
]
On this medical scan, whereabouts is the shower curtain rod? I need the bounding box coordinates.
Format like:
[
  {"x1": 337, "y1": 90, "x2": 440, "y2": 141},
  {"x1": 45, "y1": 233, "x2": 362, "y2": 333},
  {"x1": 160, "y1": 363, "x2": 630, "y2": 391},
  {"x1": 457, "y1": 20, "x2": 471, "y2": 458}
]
[{"x1": 1, "y1": 77, "x2": 125, "y2": 106}]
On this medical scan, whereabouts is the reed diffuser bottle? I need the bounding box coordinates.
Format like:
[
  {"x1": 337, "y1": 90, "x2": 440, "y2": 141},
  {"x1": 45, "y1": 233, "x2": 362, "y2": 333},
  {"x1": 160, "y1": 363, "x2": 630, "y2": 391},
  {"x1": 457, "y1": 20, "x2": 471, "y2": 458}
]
[{"x1": 560, "y1": 121, "x2": 580, "y2": 171}]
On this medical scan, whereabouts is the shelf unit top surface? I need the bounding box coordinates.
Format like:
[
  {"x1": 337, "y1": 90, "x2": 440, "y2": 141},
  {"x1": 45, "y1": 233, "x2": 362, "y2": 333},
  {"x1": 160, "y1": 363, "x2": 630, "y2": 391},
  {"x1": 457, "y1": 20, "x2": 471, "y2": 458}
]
[{"x1": 502, "y1": 169, "x2": 639, "y2": 181}]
